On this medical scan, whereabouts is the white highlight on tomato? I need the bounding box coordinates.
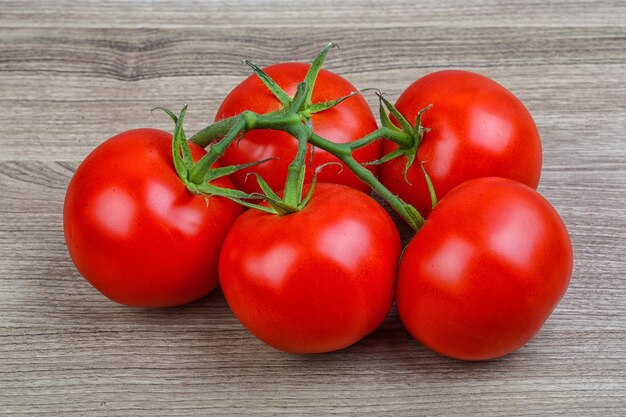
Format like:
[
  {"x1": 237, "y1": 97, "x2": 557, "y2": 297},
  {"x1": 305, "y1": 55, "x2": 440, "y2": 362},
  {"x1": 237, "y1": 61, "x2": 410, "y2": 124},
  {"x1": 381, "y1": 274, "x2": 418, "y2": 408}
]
[
  {"x1": 146, "y1": 182, "x2": 203, "y2": 236},
  {"x1": 245, "y1": 244, "x2": 298, "y2": 288},
  {"x1": 317, "y1": 218, "x2": 371, "y2": 271},
  {"x1": 488, "y1": 203, "x2": 540, "y2": 269},
  {"x1": 470, "y1": 107, "x2": 513, "y2": 153},
  {"x1": 92, "y1": 187, "x2": 136, "y2": 238},
  {"x1": 426, "y1": 236, "x2": 475, "y2": 284},
  {"x1": 429, "y1": 124, "x2": 458, "y2": 179}
]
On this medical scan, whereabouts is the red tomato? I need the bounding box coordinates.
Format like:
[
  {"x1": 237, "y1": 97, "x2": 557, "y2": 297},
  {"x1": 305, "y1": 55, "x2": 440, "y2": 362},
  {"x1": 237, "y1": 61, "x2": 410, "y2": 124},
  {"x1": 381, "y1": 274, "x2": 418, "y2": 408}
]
[
  {"x1": 379, "y1": 70, "x2": 542, "y2": 218},
  {"x1": 64, "y1": 129, "x2": 241, "y2": 307},
  {"x1": 215, "y1": 63, "x2": 380, "y2": 194},
  {"x1": 218, "y1": 183, "x2": 401, "y2": 353},
  {"x1": 396, "y1": 177, "x2": 573, "y2": 360}
]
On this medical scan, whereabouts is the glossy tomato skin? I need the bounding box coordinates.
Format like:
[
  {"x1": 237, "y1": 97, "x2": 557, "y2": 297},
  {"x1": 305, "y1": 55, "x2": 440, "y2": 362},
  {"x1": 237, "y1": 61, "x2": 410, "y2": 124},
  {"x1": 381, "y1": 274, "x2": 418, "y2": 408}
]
[
  {"x1": 379, "y1": 70, "x2": 542, "y2": 218},
  {"x1": 64, "y1": 129, "x2": 241, "y2": 308},
  {"x1": 396, "y1": 178, "x2": 573, "y2": 360},
  {"x1": 219, "y1": 183, "x2": 401, "y2": 353},
  {"x1": 215, "y1": 62, "x2": 380, "y2": 194}
]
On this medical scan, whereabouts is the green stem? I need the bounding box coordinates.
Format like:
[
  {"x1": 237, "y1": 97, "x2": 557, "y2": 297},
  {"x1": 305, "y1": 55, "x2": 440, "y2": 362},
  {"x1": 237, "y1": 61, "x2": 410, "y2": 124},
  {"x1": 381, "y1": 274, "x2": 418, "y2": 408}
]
[
  {"x1": 181, "y1": 73, "x2": 425, "y2": 228},
  {"x1": 190, "y1": 116, "x2": 240, "y2": 148},
  {"x1": 348, "y1": 127, "x2": 413, "y2": 151},
  {"x1": 185, "y1": 108, "x2": 424, "y2": 229},
  {"x1": 309, "y1": 133, "x2": 424, "y2": 230},
  {"x1": 282, "y1": 125, "x2": 311, "y2": 206},
  {"x1": 188, "y1": 117, "x2": 247, "y2": 184},
  {"x1": 254, "y1": 113, "x2": 301, "y2": 130}
]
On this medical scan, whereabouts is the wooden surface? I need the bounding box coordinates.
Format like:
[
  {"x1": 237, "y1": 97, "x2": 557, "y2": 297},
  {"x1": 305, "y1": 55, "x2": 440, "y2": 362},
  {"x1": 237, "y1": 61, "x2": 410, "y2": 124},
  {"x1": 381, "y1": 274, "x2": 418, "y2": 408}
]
[{"x1": 1, "y1": 1, "x2": 625, "y2": 415}]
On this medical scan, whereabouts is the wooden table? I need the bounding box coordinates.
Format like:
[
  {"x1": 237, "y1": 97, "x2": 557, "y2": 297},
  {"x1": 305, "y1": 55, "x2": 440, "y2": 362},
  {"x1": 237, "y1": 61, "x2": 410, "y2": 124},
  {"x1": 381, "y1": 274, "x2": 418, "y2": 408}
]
[{"x1": 1, "y1": 1, "x2": 625, "y2": 415}]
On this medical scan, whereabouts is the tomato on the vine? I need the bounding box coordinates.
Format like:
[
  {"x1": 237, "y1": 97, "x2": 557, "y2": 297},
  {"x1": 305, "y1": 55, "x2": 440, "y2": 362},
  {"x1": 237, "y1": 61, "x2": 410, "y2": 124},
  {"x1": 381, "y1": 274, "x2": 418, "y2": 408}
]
[
  {"x1": 218, "y1": 183, "x2": 401, "y2": 353},
  {"x1": 396, "y1": 177, "x2": 573, "y2": 360},
  {"x1": 64, "y1": 128, "x2": 241, "y2": 307},
  {"x1": 379, "y1": 70, "x2": 542, "y2": 218},
  {"x1": 215, "y1": 63, "x2": 380, "y2": 194}
]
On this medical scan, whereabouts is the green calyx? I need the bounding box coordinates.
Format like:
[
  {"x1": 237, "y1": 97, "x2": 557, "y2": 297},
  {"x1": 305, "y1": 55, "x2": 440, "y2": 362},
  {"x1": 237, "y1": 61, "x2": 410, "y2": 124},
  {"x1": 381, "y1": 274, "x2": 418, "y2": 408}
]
[
  {"x1": 242, "y1": 83, "x2": 316, "y2": 215},
  {"x1": 154, "y1": 105, "x2": 270, "y2": 208},
  {"x1": 155, "y1": 87, "x2": 321, "y2": 216},
  {"x1": 242, "y1": 43, "x2": 358, "y2": 123},
  {"x1": 370, "y1": 95, "x2": 437, "y2": 209},
  {"x1": 374, "y1": 94, "x2": 431, "y2": 171}
]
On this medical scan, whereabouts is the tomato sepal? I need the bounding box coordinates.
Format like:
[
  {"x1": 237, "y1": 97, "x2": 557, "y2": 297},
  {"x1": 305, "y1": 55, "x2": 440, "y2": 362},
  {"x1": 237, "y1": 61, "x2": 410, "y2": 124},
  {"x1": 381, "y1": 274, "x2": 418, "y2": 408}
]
[
  {"x1": 376, "y1": 95, "x2": 437, "y2": 196},
  {"x1": 154, "y1": 106, "x2": 273, "y2": 209},
  {"x1": 241, "y1": 59, "x2": 292, "y2": 106}
]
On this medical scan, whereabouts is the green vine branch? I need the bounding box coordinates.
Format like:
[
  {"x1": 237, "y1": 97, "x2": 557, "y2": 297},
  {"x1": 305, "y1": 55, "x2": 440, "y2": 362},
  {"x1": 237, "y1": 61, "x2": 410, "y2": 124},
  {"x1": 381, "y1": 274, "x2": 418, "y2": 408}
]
[{"x1": 160, "y1": 44, "x2": 435, "y2": 231}]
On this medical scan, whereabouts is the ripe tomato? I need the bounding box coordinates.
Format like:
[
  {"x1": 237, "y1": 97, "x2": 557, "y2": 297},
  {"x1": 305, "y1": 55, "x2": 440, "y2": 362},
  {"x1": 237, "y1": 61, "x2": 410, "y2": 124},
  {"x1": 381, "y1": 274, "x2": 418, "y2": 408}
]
[
  {"x1": 396, "y1": 177, "x2": 573, "y2": 360},
  {"x1": 379, "y1": 70, "x2": 542, "y2": 218},
  {"x1": 215, "y1": 63, "x2": 380, "y2": 194},
  {"x1": 218, "y1": 183, "x2": 401, "y2": 353},
  {"x1": 64, "y1": 129, "x2": 241, "y2": 307}
]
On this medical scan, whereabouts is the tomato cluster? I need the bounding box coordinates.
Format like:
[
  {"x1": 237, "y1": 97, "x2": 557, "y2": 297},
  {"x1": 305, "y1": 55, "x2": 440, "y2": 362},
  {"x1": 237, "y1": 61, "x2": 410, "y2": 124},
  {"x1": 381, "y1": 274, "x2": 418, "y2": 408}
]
[{"x1": 64, "y1": 46, "x2": 572, "y2": 360}]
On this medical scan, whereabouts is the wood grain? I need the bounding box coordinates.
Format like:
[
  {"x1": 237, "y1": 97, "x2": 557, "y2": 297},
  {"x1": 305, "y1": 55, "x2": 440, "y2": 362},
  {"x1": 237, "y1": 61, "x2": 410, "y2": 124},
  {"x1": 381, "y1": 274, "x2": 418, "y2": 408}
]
[{"x1": 1, "y1": 1, "x2": 625, "y2": 416}]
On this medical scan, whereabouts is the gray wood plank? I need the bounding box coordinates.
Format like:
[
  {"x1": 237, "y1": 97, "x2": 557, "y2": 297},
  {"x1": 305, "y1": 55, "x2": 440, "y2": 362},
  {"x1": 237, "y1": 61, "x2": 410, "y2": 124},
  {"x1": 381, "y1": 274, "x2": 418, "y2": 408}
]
[{"x1": 1, "y1": 0, "x2": 625, "y2": 28}]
